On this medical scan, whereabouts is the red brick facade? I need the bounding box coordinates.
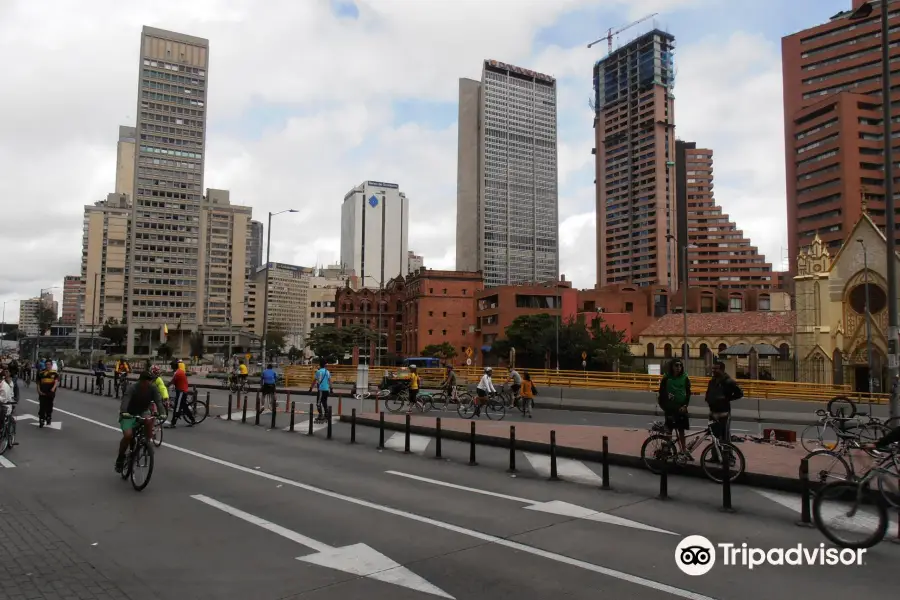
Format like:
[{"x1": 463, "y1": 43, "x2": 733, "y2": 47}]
[{"x1": 404, "y1": 270, "x2": 481, "y2": 362}]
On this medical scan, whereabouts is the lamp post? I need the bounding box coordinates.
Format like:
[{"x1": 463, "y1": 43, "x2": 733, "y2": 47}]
[
  {"x1": 850, "y1": 0, "x2": 898, "y2": 418},
  {"x1": 261, "y1": 209, "x2": 299, "y2": 368},
  {"x1": 0, "y1": 300, "x2": 13, "y2": 353},
  {"x1": 666, "y1": 234, "x2": 695, "y2": 359},
  {"x1": 858, "y1": 239, "x2": 876, "y2": 398}
]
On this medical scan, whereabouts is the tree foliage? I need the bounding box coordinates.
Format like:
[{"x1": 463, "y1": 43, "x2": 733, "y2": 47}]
[
  {"x1": 101, "y1": 317, "x2": 126, "y2": 349},
  {"x1": 156, "y1": 343, "x2": 173, "y2": 360},
  {"x1": 264, "y1": 325, "x2": 288, "y2": 358},
  {"x1": 287, "y1": 345, "x2": 302, "y2": 363},
  {"x1": 37, "y1": 305, "x2": 57, "y2": 335},
  {"x1": 305, "y1": 324, "x2": 380, "y2": 363},
  {"x1": 189, "y1": 330, "x2": 204, "y2": 359},
  {"x1": 421, "y1": 342, "x2": 458, "y2": 360}
]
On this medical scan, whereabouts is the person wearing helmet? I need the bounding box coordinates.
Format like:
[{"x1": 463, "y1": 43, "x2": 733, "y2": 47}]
[
  {"x1": 475, "y1": 367, "x2": 496, "y2": 417},
  {"x1": 440, "y1": 365, "x2": 457, "y2": 401},
  {"x1": 149, "y1": 365, "x2": 170, "y2": 423},
  {"x1": 406, "y1": 364, "x2": 420, "y2": 413}
]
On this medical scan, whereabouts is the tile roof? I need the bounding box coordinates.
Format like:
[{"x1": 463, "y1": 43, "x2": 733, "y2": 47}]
[{"x1": 639, "y1": 311, "x2": 795, "y2": 337}]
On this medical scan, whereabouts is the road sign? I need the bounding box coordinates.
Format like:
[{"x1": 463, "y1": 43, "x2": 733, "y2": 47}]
[
  {"x1": 581, "y1": 351, "x2": 587, "y2": 360},
  {"x1": 466, "y1": 358, "x2": 472, "y2": 366},
  {"x1": 582, "y1": 361, "x2": 587, "y2": 368},
  {"x1": 465, "y1": 346, "x2": 473, "y2": 358}
]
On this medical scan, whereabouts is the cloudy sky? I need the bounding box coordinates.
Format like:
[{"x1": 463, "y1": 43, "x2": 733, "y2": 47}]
[{"x1": 0, "y1": 0, "x2": 848, "y2": 323}]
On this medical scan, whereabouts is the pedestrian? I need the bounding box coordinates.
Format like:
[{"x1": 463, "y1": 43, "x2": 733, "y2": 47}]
[
  {"x1": 0, "y1": 369, "x2": 14, "y2": 424},
  {"x1": 310, "y1": 358, "x2": 331, "y2": 422},
  {"x1": 520, "y1": 371, "x2": 537, "y2": 417},
  {"x1": 166, "y1": 361, "x2": 193, "y2": 428},
  {"x1": 37, "y1": 360, "x2": 60, "y2": 427},
  {"x1": 658, "y1": 359, "x2": 691, "y2": 458},
  {"x1": 704, "y1": 360, "x2": 743, "y2": 463}
]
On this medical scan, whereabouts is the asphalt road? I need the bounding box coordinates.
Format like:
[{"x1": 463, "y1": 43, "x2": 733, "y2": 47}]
[{"x1": 2, "y1": 386, "x2": 895, "y2": 600}]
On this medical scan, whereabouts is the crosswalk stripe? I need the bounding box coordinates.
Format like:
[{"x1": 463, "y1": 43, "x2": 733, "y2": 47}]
[
  {"x1": 523, "y1": 452, "x2": 603, "y2": 486},
  {"x1": 285, "y1": 417, "x2": 337, "y2": 434},
  {"x1": 219, "y1": 411, "x2": 257, "y2": 420},
  {"x1": 384, "y1": 433, "x2": 431, "y2": 455},
  {"x1": 0, "y1": 456, "x2": 16, "y2": 468}
]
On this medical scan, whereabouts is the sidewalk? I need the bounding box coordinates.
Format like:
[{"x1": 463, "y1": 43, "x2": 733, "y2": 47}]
[{"x1": 347, "y1": 413, "x2": 813, "y2": 493}]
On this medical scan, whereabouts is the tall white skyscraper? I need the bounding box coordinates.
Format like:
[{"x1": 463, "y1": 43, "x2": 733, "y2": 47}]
[
  {"x1": 456, "y1": 59, "x2": 559, "y2": 288},
  {"x1": 340, "y1": 180, "x2": 410, "y2": 288}
]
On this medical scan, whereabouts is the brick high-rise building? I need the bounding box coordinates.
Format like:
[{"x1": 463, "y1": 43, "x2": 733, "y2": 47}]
[
  {"x1": 782, "y1": 0, "x2": 900, "y2": 268},
  {"x1": 457, "y1": 60, "x2": 559, "y2": 288},
  {"x1": 61, "y1": 276, "x2": 82, "y2": 325},
  {"x1": 126, "y1": 26, "x2": 209, "y2": 355},
  {"x1": 593, "y1": 30, "x2": 677, "y2": 289},
  {"x1": 675, "y1": 141, "x2": 773, "y2": 288}
]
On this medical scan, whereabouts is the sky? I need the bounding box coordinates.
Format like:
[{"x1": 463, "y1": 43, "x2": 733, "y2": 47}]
[{"x1": 0, "y1": 0, "x2": 851, "y2": 324}]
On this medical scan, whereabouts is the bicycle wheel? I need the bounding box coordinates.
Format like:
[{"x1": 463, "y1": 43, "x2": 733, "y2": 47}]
[
  {"x1": 429, "y1": 392, "x2": 447, "y2": 412},
  {"x1": 877, "y1": 453, "x2": 900, "y2": 509},
  {"x1": 801, "y1": 423, "x2": 838, "y2": 452},
  {"x1": 814, "y1": 480, "x2": 887, "y2": 549},
  {"x1": 191, "y1": 400, "x2": 209, "y2": 424},
  {"x1": 7, "y1": 419, "x2": 15, "y2": 451},
  {"x1": 386, "y1": 396, "x2": 406, "y2": 413},
  {"x1": 803, "y1": 449, "x2": 851, "y2": 484},
  {"x1": 130, "y1": 441, "x2": 154, "y2": 492},
  {"x1": 858, "y1": 422, "x2": 891, "y2": 444},
  {"x1": 121, "y1": 448, "x2": 132, "y2": 480},
  {"x1": 152, "y1": 419, "x2": 163, "y2": 448},
  {"x1": 827, "y1": 395, "x2": 857, "y2": 418},
  {"x1": 699, "y1": 441, "x2": 745, "y2": 483},
  {"x1": 884, "y1": 416, "x2": 900, "y2": 430},
  {"x1": 457, "y1": 395, "x2": 476, "y2": 419},
  {"x1": 640, "y1": 434, "x2": 677, "y2": 475},
  {"x1": 418, "y1": 394, "x2": 435, "y2": 413},
  {"x1": 485, "y1": 398, "x2": 506, "y2": 421},
  {"x1": 0, "y1": 423, "x2": 8, "y2": 456}
]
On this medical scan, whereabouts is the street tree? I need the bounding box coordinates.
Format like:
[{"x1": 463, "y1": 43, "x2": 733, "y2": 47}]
[{"x1": 421, "y1": 342, "x2": 458, "y2": 361}]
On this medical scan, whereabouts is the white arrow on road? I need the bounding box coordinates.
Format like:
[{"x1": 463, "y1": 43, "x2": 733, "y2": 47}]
[
  {"x1": 18, "y1": 414, "x2": 62, "y2": 430},
  {"x1": 192, "y1": 494, "x2": 454, "y2": 599},
  {"x1": 386, "y1": 471, "x2": 675, "y2": 535}
]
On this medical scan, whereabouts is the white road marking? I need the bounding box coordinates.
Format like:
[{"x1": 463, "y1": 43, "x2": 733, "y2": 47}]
[
  {"x1": 0, "y1": 456, "x2": 16, "y2": 468},
  {"x1": 192, "y1": 494, "x2": 454, "y2": 599},
  {"x1": 384, "y1": 432, "x2": 431, "y2": 455},
  {"x1": 755, "y1": 489, "x2": 897, "y2": 532},
  {"x1": 286, "y1": 417, "x2": 336, "y2": 434},
  {"x1": 37, "y1": 400, "x2": 717, "y2": 600},
  {"x1": 387, "y1": 471, "x2": 675, "y2": 536},
  {"x1": 219, "y1": 411, "x2": 255, "y2": 421},
  {"x1": 31, "y1": 420, "x2": 62, "y2": 430},
  {"x1": 523, "y1": 452, "x2": 604, "y2": 486}
]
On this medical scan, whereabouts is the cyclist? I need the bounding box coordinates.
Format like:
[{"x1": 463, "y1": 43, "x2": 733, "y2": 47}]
[
  {"x1": 0, "y1": 369, "x2": 14, "y2": 424},
  {"x1": 115, "y1": 369, "x2": 164, "y2": 473},
  {"x1": 475, "y1": 367, "x2": 496, "y2": 418},
  {"x1": 310, "y1": 358, "x2": 331, "y2": 422},
  {"x1": 520, "y1": 371, "x2": 537, "y2": 418},
  {"x1": 22, "y1": 361, "x2": 32, "y2": 387},
  {"x1": 238, "y1": 360, "x2": 249, "y2": 390},
  {"x1": 94, "y1": 359, "x2": 107, "y2": 394},
  {"x1": 440, "y1": 365, "x2": 458, "y2": 401},
  {"x1": 37, "y1": 361, "x2": 60, "y2": 427},
  {"x1": 406, "y1": 364, "x2": 421, "y2": 413},
  {"x1": 167, "y1": 362, "x2": 193, "y2": 428},
  {"x1": 658, "y1": 359, "x2": 692, "y2": 458},
  {"x1": 260, "y1": 363, "x2": 277, "y2": 411},
  {"x1": 7, "y1": 358, "x2": 19, "y2": 402},
  {"x1": 507, "y1": 367, "x2": 522, "y2": 406},
  {"x1": 150, "y1": 365, "x2": 169, "y2": 421},
  {"x1": 114, "y1": 358, "x2": 131, "y2": 392}
]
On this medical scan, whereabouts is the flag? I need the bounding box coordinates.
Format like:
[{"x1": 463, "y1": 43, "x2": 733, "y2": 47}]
[{"x1": 163, "y1": 323, "x2": 169, "y2": 335}]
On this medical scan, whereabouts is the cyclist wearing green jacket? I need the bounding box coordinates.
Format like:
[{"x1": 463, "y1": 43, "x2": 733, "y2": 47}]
[{"x1": 150, "y1": 365, "x2": 169, "y2": 419}]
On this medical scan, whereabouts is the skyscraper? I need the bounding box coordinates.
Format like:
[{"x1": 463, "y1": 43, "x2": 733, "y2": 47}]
[
  {"x1": 456, "y1": 59, "x2": 559, "y2": 288},
  {"x1": 782, "y1": 0, "x2": 900, "y2": 267},
  {"x1": 674, "y1": 141, "x2": 773, "y2": 288},
  {"x1": 61, "y1": 276, "x2": 82, "y2": 325},
  {"x1": 249, "y1": 220, "x2": 264, "y2": 271},
  {"x1": 340, "y1": 180, "x2": 409, "y2": 288},
  {"x1": 126, "y1": 26, "x2": 209, "y2": 355},
  {"x1": 593, "y1": 30, "x2": 676, "y2": 288}
]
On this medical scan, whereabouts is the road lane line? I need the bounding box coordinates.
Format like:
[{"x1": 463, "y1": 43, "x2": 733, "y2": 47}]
[
  {"x1": 384, "y1": 433, "x2": 431, "y2": 455},
  {"x1": 0, "y1": 456, "x2": 15, "y2": 468},
  {"x1": 34, "y1": 400, "x2": 717, "y2": 600},
  {"x1": 386, "y1": 471, "x2": 534, "y2": 503}
]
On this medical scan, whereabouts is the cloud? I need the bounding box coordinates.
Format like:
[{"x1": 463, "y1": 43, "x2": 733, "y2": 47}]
[{"x1": 0, "y1": 0, "x2": 774, "y2": 324}]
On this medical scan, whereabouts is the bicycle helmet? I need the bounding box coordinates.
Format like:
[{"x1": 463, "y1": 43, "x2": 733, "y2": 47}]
[
  {"x1": 409, "y1": 364, "x2": 417, "y2": 370},
  {"x1": 150, "y1": 365, "x2": 161, "y2": 376},
  {"x1": 484, "y1": 367, "x2": 493, "y2": 374}
]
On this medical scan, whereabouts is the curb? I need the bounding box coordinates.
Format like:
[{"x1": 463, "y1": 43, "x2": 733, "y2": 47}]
[
  {"x1": 541, "y1": 401, "x2": 817, "y2": 427},
  {"x1": 343, "y1": 415, "x2": 804, "y2": 495}
]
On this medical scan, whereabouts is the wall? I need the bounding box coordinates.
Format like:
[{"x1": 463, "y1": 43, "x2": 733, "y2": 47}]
[{"x1": 406, "y1": 271, "x2": 481, "y2": 361}]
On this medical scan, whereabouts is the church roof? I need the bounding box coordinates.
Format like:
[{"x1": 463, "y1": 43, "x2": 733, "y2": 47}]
[{"x1": 640, "y1": 311, "x2": 794, "y2": 337}]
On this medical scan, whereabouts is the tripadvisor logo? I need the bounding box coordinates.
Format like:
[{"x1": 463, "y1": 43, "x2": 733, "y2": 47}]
[{"x1": 675, "y1": 535, "x2": 866, "y2": 575}]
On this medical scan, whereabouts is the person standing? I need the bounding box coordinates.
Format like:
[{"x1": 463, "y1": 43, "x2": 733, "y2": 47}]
[
  {"x1": 310, "y1": 359, "x2": 331, "y2": 422},
  {"x1": 520, "y1": 371, "x2": 537, "y2": 418},
  {"x1": 704, "y1": 360, "x2": 743, "y2": 462},
  {"x1": 37, "y1": 361, "x2": 60, "y2": 427},
  {"x1": 167, "y1": 362, "x2": 193, "y2": 428},
  {"x1": 658, "y1": 359, "x2": 692, "y2": 458},
  {"x1": 406, "y1": 364, "x2": 420, "y2": 413}
]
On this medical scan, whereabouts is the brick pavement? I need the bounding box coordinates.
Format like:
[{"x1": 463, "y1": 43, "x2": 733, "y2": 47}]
[{"x1": 0, "y1": 497, "x2": 137, "y2": 600}]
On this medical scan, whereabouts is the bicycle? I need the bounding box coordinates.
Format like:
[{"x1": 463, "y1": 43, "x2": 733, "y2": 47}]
[
  {"x1": 640, "y1": 419, "x2": 746, "y2": 483},
  {"x1": 802, "y1": 408, "x2": 891, "y2": 453},
  {"x1": 228, "y1": 373, "x2": 247, "y2": 395},
  {"x1": 428, "y1": 386, "x2": 471, "y2": 411},
  {"x1": 813, "y1": 445, "x2": 900, "y2": 548},
  {"x1": 119, "y1": 414, "x2": 155, "y2": 492},
  {"x1": 94, "y1": 374, "x2": 106, "y2": 396},
  {"x1": 386, "y1": 388, "x2": 437, "y2": 413},
  {"x1": 0, "y1": 402, "x2": 18, "y2": 455},
  {"x1": 457, "y1": 391, "x2": 506, "y2": 421},
  {"x1": 114, "y1": 373, "x2": 129, "y2": 397},
  {"x1": 188, "y1": 393, "x2": 209, "y2": 425}
]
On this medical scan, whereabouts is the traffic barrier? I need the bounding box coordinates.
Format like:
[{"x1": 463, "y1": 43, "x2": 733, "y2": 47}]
[
  {"x1": 549, "y1": 431, "x2": 559, "y2": 481},
  {"x1": 350, "y1": 408, "x2": 356, "y2": 443},
  {"x1": 91, "y1": 379, "x2": 94, "y2": 395},
  {"x1": 601, "y1": 436, "x2": 610, "y2": 490},
  {"x1": 658, "y1": 460, "x2": 669, "y2": 500},
  {"x1": 308, "y1": 404, "x2": 314, "y2": 435},
  {"x1": 722, "y1": 450, "x2": 735, "y2": 513},
  {"x1": 290, "y1": 401, "x2": 296, "y2": 432},
  {"x1": 435, "y1": 417, "x2": 442, "y2": 459},
  {"x1": 796, "y1": 457, "x2": 813, "y2": 527},
  {"x1": 375, "y1": 398, "x2": 380, "y2": 414},
  {"x1": 107, "y1": 381, "x2": 111, "y2": 397},
  {"x1": 285, "y1": 392, "x2": 291, "y2": 413},
  {"x1": 326, "y1": 407, "x2": 332, "y2": 439},
  {"x1": 270, "y1": 396, "x2": 277, "y2": 430},
  {"x1": 468, "y1": 421, "x2": 477, "y2": 466},
  {"x1": 241, "y1": 395, "x2": 248, "y2": 424},
  {"x1": 254, "y1": 395, "x2": 261, "y2": 426},
  {"x1": 378, "y1": 412, "x2": 385, "y2": 449},
  {"x1": 338, "y1": 396, "x2": 342, "y2": 417},
  {"x1": 227, "y1": 394, "x2": 233, "y2": 421},
  {"x1": 404, "y1": 413, "x2": 411, "y2": 453},
  {"x1": 508, "y1": 426, "x2": 516, "y2": 473}
]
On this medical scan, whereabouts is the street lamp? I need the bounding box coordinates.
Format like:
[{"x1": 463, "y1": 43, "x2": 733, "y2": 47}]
[
  {"x1": 850, "y1": 0, "x2": 899, "y2": 418},
  {"x1": 261, "y1": 209, "x2": 299, "y2": 368},
  {"x1": 857, "y1": 239, "x2": 876, "y2": 399},
  {"x1": 1, "y1": 299, "x2": 15, "y2": 352}
]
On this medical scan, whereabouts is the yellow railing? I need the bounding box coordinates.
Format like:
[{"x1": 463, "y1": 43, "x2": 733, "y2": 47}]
[{"x1": 283, "y1": 365, "x2": 889, "y2": 404}]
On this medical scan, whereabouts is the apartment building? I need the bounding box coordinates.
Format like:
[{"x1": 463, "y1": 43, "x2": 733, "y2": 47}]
[
  {"x1": 248, "y1": 220, "x2": 264, "y2": 272},
  {"x1": 403, "y1": 270, "x2": 482, "y2": 359},
  {"x1": 199, "y1": 189, "x2": 250, "y2": 329},
  {"x1": 334, "y1": 277, "x2": 406, "y2": 364},
  {"x1": 782, "y1": 0, "x2": 900, "y2": 265},
  {"x1": 340, "y1": 180, "x2": 409, "y2": 288},
  {"x1": 408, "y1": 251, "x2": 424, "y2": 274},
  {"x1": 305, "y1": 265, "x2": 348, "y2": 336},
  {"x1": 19, "y1": 293, "x2": 57, "y2": 337},
  {"x1": 457, "y1": 60, "x2": 559, "y2": 288},
  {"x1": 81, "y1": 193, "x2": 132, "y2": 331},
  {"x1": 126, "y1": 26, "x2": 209, "y2": 355},
  {"x1": 674, "y1": 142, "x2": 773, "y2": 288},
  {"x1": 594, "y1": 30, "x2": 677, "y2": 288},
  {"x1": 253, "y1": 262, "x2": 314, "y2": 348},
  {"x1": 61, "y1": 276, "x2": 82, "y2": 325}
]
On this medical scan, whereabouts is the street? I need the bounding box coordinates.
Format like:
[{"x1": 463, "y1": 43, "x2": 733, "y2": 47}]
[{"x1": 1, "y1": 386, "x2": 895, "y2": 600}]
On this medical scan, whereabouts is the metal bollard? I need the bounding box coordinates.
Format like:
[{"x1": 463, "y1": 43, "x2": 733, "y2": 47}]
[
  {"x1": 549, "y1": 430, "x2": 559, "y2": 481},
  {"x1": 255, "y1": 394, "x2": 261, "y2": 426},
  {"x1": 242, "y1": 394, "x2": 248, "y2": 424},
  {"x1": 91, "y1": 379, "x2": 95, "y2": 394},
  {"x1": 326, "y1": 407, "x2": 333, "y2": 439},
  {"x1": 721, "y1": 448, "x2": 734, "y2": 512},
  {"x1": 404, "y1": 413, "x2": 411, "y2": 453},
  {"x1": 227, "y1": 394, "x2": 233, "y2": 421},
  {"x1": 285, "y1": 392, "x2": 291, "y2": 413},
  {"x1": 270, "y1": 395, "x2": 277, "y2": 430},
  {"x1": 338, "y1": 396, "x2": 343, "y2": 417},
  {"x1": 508, "y1": 426, "x2": 516, "y2": 473},
  {"x1": 107, "y1": 380, "x2": 112, "y2": 397},
  {"x1": 435, "y1": 417, "x2": 442, "y2": 458},
  {"x1": 290, "y1": 401, "x2": 296, "y2": 432},
  {"x1": 378, "y1": 412, "x2": 385, "y2": 449},
  {"x1": 796, "y1": 457, "x2": 813, "y2": 527},
  {"x1": 308, "y1": 404, "x2": 314, "y2": 435},
  {"x1": 601, "y1": 436, "x2": 611, "y2": 490},
  {"x1": 76, "y1": 376, "x2": 81, "y2": 392},
  {"x1": 469, "y1": 421, "x2": 477, "y2": 466},
  {"x1": 658, "y1": 461, "x2": 669, "y2": 500},
  {"x1": 351, "y1": 408, "x2": 356, "y2": 443}
]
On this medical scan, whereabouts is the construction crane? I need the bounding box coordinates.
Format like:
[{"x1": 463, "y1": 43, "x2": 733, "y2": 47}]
[{"x1": 587, "y1": 12, "x2": 658, "y2": 53}]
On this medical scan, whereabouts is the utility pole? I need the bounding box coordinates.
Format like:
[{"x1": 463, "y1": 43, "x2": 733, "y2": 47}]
[{"x1": 88, "y1": 274, "x2": 98, "y2": 364}]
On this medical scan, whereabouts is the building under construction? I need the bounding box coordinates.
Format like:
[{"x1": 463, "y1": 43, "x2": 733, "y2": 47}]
[{"x1": 593, "y1": 29, "x2": 676, "y2": 289}]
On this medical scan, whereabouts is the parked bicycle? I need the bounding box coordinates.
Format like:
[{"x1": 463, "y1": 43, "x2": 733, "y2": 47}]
[{"x1": 640, "y1": 419, "x2": 746, "y2": 483}]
